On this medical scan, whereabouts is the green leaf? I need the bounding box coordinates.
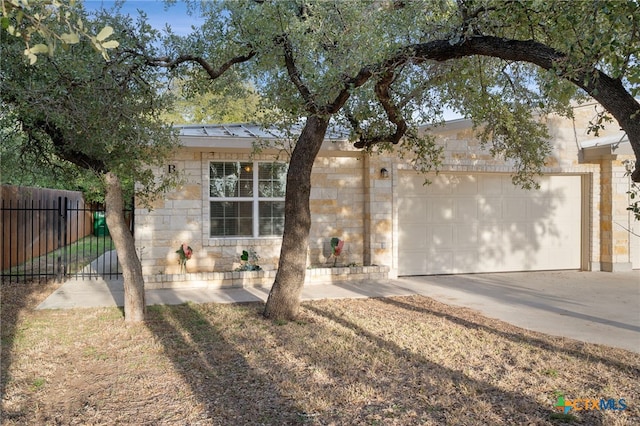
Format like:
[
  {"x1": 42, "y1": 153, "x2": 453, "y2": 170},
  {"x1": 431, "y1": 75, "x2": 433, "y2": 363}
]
[
  {"x1": 1, "y1": 17, "x2": 9, "y2": 30},
  {"x1": 29, "y1": 44, "x2": 49, "y2": 54},
  {"x1": 95, "y1": 26, "x2": 113, "y2": 42},
  {"x1": 100, "y1": 40, "x2": 119, "y2": 49},
  {"x1": 331, "y1": 237, "x2": 340, "y2": 249},
  {"x1": 25, "y1": 51, "x2": 38, "y2": 65},
  {"x1": 60, "y1": 32, "x2": 80, "y2": 44}
]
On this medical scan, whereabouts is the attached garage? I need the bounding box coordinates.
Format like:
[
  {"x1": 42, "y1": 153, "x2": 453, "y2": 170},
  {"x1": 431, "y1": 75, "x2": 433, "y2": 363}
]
[{"x1": 397, "y1": 172, "x2": 583, "y2": 276}]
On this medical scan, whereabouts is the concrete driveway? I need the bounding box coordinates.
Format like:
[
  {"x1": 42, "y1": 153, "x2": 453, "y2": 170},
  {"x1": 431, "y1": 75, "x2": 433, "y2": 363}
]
[{"x1": 395, "y1": 270, "x2": 640, "y2": 353}]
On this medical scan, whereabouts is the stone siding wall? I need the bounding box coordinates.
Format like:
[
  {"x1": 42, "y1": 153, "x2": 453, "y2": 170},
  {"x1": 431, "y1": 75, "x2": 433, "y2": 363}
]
[{"x1": 136, "y1": 150, "x2": 370, "y2": 276}]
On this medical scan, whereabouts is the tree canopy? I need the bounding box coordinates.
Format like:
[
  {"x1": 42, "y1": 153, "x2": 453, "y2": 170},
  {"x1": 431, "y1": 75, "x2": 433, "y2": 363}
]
[
  {"x1": 1, "y1": 6, "x2": 179, "y2": 205},
  {"x1": 1, "y1": 0, "x2": 119, "y2": 63},
  {"x1": 161, "y1": 79, "x2": 263, "y2": 124}
]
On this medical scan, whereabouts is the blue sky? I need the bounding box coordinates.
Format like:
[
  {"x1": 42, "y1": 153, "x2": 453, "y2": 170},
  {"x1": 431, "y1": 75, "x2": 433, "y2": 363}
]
[
  {"x1": 82, "y1": 1, "x2": 463, "y2": 121},
  {"x1": 83, "y1": 0, "x2": 200, "y2": 35}
]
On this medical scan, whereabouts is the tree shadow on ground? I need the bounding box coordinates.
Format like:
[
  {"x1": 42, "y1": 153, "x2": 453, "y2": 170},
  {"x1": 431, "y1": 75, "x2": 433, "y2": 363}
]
[
  {"x1": 301, "y1": 300, "x2": 616, "y2": 425},
  {"x1": 398, "y1": 274, "x2": 640, "y2": 333},
  {"x1": 299, "y1": 303, "x2": 565, "y2": 424},
  {"x1": 1, "y1": 279, "x2": 60, "y2": 410},
  {"x1": 377, "y1": 295, "x2": 640, "y2": 375},
  {"x1": 144, "y1": 302, "x2": 304, "y2": 424}
]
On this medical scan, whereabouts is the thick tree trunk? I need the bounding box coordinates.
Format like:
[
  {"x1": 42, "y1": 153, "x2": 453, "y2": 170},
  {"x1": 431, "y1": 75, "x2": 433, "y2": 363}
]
[
  {"x1": 263, "y1": 115, "x2": 330, "y2": 320},
  {"x1": 104, "y1": 172, "x2": 146, "y2": 322}
]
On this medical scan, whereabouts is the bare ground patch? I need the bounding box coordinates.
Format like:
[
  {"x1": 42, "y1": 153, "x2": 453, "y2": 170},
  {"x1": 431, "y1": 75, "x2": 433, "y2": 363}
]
[{"x1": 1, "y1": 280, "x2": 638, "y2": 425}]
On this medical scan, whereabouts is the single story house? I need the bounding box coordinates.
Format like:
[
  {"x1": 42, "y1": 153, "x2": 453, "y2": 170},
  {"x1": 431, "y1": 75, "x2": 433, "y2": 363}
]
[{"x1": 134, "y1": 101, "x2": 639, "y2": 288}]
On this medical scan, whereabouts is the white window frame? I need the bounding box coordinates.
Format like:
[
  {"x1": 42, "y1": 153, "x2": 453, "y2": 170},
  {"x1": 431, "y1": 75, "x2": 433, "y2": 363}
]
[{"x1": 208, "y1": 160, "x2": 287, "y2": 238}]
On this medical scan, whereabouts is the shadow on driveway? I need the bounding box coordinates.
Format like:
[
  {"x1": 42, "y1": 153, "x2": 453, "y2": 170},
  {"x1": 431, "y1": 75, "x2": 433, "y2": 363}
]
[{"x1": 397, "y1": 270, "x2": 640, "y2": 353}]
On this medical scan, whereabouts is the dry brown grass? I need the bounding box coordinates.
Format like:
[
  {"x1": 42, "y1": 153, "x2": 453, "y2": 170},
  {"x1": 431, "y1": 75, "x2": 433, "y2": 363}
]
[{"x1": 1, "y1": 280, "x2": 639, "y2": 425}]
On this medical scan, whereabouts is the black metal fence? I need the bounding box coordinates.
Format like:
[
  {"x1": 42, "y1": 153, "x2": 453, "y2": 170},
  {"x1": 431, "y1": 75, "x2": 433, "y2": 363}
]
[{"x1": 1, "y1": 196, "x2": 133, "y2": 282}]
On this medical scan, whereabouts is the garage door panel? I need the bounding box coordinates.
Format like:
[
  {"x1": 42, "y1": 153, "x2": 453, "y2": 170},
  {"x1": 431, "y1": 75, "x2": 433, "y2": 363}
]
[
  {"x1": 399, "y1": 197, "x2": 428, "y2": 223},
  {"x1": 399, "y1": 224, "x2": 428, "y2": 250},
  {"x1": 527, "y1": 197, "x2": 552, "y2": 218},
  {"x1": 452, "y1": 175, "x2": 478, "y2": 195},
  {"x1": 398, "y1": 173, "x2": 424, "y2": 193},
  {"x1": 398, "y1": 173, "x2": 582, "y2": 275},
  {"x1": 455, "y1": 223, "x2": 478, "y2": 248},
  {"x1": 399, "y1": 250, "x2": 454, "y2": 276},
  {"x1": 452, "y1": 250, "x2": 480, "y2": 273},
  {"x1": 503, "y1": 198, "x2": 527, "y2": 220},
  {"x1": 479, "y1": 198, "x2": 503, "y2": 221},
  {"x1": 480, "y1": 175, "x2": 504, "y2": 195},
  {"x1": 502, "y1": 176, "x2": 523, "y2": 193},
  {"x1": 432, "y1": 224, "x2": 454, "y2": 249},
  {"x1": 430, "y1": 175, "x2": 454, "y2": 194},
  {"x1": 432, "y1": 199, "x2": 454, "y2": 222},
  {"x1": 455, "y1": 198, "x2": 477, "y2": 221}
]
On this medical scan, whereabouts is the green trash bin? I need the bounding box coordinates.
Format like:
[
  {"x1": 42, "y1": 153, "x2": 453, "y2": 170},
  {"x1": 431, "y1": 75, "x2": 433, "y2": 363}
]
[{"x1": 93, "y1": 212, "x2": 109, "y2": 237}]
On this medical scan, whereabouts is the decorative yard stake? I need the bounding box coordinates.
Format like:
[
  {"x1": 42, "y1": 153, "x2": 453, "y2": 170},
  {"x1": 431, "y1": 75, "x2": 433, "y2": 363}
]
[
  {"x1": 330, "y1": 237, "x2": 344, "y2": 267},
  {"x1": 176, "y1": 242, "x2": 193, "y2": 274}
]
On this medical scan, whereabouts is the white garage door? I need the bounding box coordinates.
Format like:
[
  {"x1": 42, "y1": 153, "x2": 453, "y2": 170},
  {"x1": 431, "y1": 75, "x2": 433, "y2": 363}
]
[{"x1": 398, "y1": 173, "x2": 582, "y2": 275}]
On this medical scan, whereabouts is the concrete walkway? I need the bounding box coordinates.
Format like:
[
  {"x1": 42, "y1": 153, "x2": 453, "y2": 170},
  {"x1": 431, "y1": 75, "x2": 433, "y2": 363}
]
[{"x1": 37, "y1": 270, "x2": 640, "y2": 353}]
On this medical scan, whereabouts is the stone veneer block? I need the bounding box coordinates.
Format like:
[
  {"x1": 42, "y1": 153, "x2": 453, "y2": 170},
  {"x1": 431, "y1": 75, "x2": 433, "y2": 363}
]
[{"x1": 143, "y1": 265, "x2": 390, "y2": 291}]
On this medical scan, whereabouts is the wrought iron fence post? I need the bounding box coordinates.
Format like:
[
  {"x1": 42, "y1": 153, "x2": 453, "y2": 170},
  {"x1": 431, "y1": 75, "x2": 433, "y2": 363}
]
[
  {"x1": 56, "y1": 197, "x2": 69, "y2": 282},
  {"x1": 56, "y1": 197, "x2": 62, "y2": 282},
  {"x1": 62, "y1": 197, "x2": 68, "y2": 278}
]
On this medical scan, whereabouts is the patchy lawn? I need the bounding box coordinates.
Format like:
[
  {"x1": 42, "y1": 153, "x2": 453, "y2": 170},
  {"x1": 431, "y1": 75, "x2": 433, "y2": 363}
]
[{"x1": 1, "y1": 280, "x2": 638, "y2": 425}]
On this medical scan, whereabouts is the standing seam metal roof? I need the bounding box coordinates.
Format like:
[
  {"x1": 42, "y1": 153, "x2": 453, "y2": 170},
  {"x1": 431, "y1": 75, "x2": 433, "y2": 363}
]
[{"x1": 175, "y1": 123, "x2": 349, "y2": 140}]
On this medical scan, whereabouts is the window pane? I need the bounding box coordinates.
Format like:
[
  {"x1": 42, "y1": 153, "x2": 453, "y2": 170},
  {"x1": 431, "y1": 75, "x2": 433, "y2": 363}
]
[
  {"x1": 210, "y1": 201, "x2": 252, "y2": 237},
  {"x1": 210, "y1": 162, "x2": 253, "y2": 198},
  {"x1": 259, "y1": 201, "x2": 285, "y2": 236},
  {"x1": 239, "y1": 163, "x2": 253, "y2": 197},
  {"x1": 258, "y1": 163, "x2": 288, "y2": 197}
]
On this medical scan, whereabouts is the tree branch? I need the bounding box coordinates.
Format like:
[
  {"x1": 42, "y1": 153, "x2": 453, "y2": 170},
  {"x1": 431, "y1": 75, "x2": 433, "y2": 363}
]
[
  {"x1": 144, "y1": 51, "x2": 256, "y2": 80},
  {"x1": 353, "y1": 71, "x2": 407, "y2": 149},
  {"x1": 276, "y1": 34, "x2": 319, "y2": 114}
]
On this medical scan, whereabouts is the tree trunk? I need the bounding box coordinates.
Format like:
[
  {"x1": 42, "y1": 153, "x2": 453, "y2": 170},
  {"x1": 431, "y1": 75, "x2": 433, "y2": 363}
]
[
  {"x1": 263, "y1": 115, "x2": 330, "y2": 320},
  {"x1": 104, "y1": 172, "x2": 146, "y2": 322}
]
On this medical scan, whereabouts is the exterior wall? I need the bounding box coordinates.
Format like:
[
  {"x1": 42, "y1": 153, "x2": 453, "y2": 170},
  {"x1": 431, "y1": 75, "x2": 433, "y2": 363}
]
[
  {"x1": 566, "y1": 102, "x2": 637, "y2": 270},
  {"x1": 135, "y1": 149, "x2": 371, "y2": 276},
  {"x1": 308, "y1": 155, "x2": 366, "y2": 267},
  {"x1": 136, "y1": 102, "x2": 635, "y2": 278},
  {"x1": 599, "y1": 157, "x2": 637, "y2": 271},
  {"x1": 377, "y1": 103, "x2": 617, "y2": 276}
]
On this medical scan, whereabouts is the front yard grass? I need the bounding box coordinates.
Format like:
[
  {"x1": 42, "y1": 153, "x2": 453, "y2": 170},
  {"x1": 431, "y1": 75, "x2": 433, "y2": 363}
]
[{"x1": 1, "y1": 279, "x2": 638, "y2": 425}]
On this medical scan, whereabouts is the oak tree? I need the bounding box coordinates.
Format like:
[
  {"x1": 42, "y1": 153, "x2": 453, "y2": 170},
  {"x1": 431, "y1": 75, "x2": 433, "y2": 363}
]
[{"x1": 1, "y1": 7, "x2": 179, "y2": 322}]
